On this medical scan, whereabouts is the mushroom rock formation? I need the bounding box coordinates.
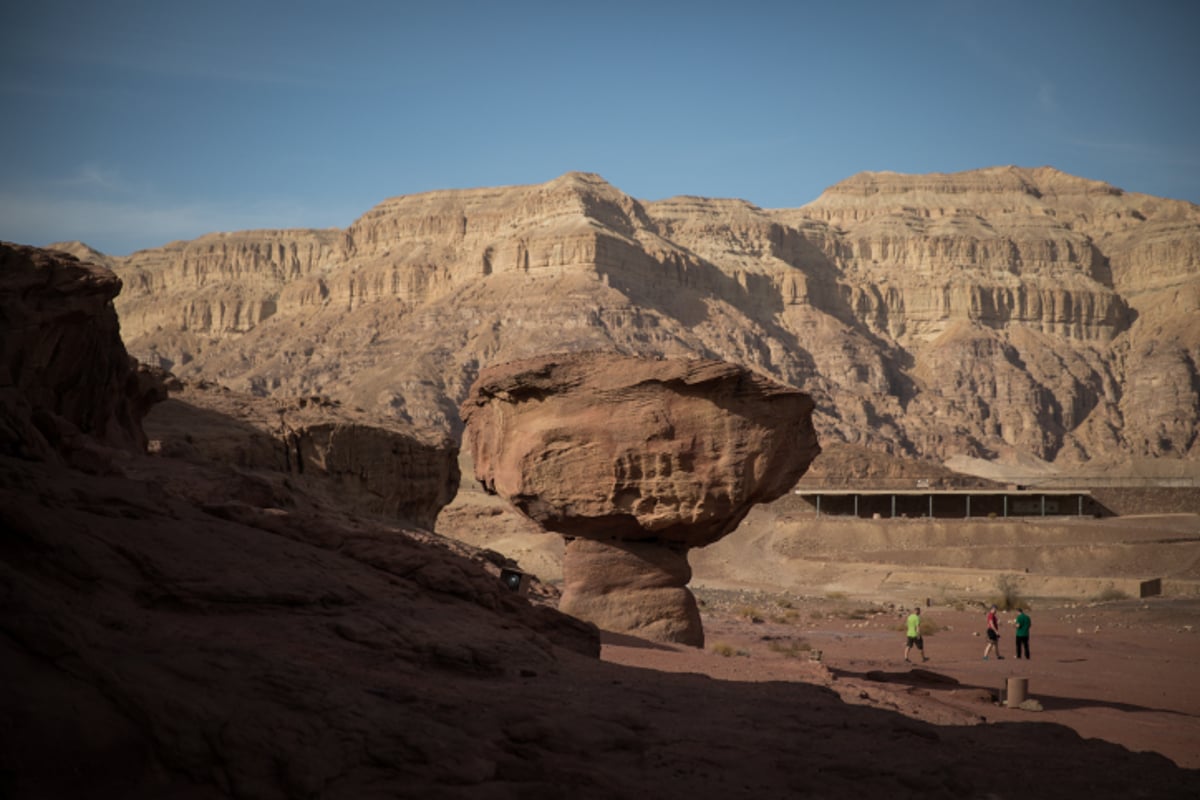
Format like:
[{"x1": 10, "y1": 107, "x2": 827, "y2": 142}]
[{"x1": 461, "y1": 352, "x2": 821, "y2": 645}]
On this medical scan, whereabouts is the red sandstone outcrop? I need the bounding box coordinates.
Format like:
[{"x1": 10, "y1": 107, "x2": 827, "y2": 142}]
[
  {"x1": 461, "y1": 352, "x2": 821, "y2": 644},
  {"x1": 0, "y1": 244, "x2": 598, "y2": 795},
  {"x1": 0, "y1": 242, "x2": 165, "y2": 463}
]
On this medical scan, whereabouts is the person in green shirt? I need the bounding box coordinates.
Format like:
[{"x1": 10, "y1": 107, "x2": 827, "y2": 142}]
[
  {"x1": 1015, "y1": 608, "x2": 1032, "y2": 659},
  {"x1": 904, "y1": 607, "x2": 928, "y2": 663}
]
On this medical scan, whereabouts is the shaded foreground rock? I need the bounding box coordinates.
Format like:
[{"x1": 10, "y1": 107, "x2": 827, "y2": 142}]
[
  {"x1": 0, "y1": 458, "x2": 604, "y2": 797},
  {"x1": 0, "y1": 242, "x2": 164, "y2": 462},
  {"x1": 0, "y1": 245, "x2": 600, "y2": 795},
  {"x1": 462, "y1": 352, "x2": 820, "y2": 644},
  {"x1": 9, "y1": 458, "x2": 1199, "y2": 799},
  {"x1": 145, "y1": 380, "x2": 460, "y2": 530}
]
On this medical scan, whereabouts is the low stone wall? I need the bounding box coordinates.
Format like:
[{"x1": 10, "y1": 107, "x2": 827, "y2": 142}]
[{"x1": 1089, "y1": 487, "x2": 1200, "y2": 516}]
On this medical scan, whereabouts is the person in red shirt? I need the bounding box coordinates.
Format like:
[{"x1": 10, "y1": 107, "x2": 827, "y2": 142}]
[{"x1": 983, "y1": 604, "x2": 1004, "y2": 660}]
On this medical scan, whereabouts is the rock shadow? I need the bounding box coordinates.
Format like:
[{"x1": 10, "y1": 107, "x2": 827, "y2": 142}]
[{"x1": 831, "y1": 666, "x2": 1199, "y2": 717}]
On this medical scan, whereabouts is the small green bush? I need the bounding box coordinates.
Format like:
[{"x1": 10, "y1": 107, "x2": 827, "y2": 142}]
[{"x1": 991, "y1": 574, "x2": 1026, "y2": 611}]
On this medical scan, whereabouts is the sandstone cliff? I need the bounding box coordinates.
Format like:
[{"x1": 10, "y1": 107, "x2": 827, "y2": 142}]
[{"x1": 85, "y1": 167, "x2": 1200, "y2": 471}]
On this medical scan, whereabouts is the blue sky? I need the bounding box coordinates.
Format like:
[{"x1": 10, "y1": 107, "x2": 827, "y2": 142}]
[{"x1": 3, "y1": 0, "x2": 1198, "y2": 256}]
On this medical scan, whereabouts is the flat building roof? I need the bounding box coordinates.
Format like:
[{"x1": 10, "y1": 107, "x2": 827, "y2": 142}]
[{"x1": 794, "y1": 489, "x2": 1091, "y2": 497}]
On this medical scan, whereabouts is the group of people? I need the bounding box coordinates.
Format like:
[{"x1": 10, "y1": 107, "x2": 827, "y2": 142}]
[
  {"x1": 983, "y1": 604, "x2": 1032, "y2": 660},
  {"x1": 903, "y1": 604, "x2": 1031, "y2": 663}
]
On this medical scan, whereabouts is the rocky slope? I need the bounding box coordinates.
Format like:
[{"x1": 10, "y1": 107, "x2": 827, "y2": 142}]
[
  {"x1": 53, "y1": 166, "x2": 1200, "y2": 472},
  {"x1": 145, "y1": 380, "x2": 460, "y2": 530}
]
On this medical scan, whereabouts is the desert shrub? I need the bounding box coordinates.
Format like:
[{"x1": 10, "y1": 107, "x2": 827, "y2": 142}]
[
  {"x1": 935, "y1": 586, "x2": 969, "y2": 612},
  {"x1": 1093, "y1": 585, "x2": 1129, "y2": 602},
  {"x1": 766, "y1": 638, "x2": 812, "y2": 658},
  {"x1": 831, "y1": 607, "x2": 872, "y2": 620},
  {"x1": 825, "y1": 591, "x2": 848, "y2": 601},
  {"x1": 991, "y1": 574, "x2": 1026, "y2": 611},
  {"x1": 734, "y1": 605, "x2": 765, "y2": 623},
  {"x1": 711, "y1": 642, "x2": 749, "y2": 657}
]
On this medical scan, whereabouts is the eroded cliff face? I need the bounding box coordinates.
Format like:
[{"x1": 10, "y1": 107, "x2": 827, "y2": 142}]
[
  {"x1": 0, "y1": 242, "x2": 164, "y2": 462},
  {"x1": 116, "y1": 229, "x2": 348, "y2": 340},
  {"x1": 93, "y1": 167, "x2": 1200, "y2": 469},
  {"x1": 145, "y1": 381, "x2": 461, "y2": 530},
  {"x1": 781, "y1": 166, "x2": 1198, "y2": 463}
]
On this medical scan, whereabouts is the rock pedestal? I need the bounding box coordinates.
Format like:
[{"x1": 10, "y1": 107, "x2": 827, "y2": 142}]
[
  {"x1": 461, "y1": 351, "x2": 820, "y2": 645},
  {"x1": 560, "y1": 538, "x2": 702, "y2": 646}
]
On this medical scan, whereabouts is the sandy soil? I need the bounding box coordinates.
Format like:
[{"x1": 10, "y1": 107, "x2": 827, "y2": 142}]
[
  {"x1": 602, "y1": 591, "x2": 1200, "y2": 770},
  {"x1": 440, "y1": 483, "x2": 1200, "y2": 784}
]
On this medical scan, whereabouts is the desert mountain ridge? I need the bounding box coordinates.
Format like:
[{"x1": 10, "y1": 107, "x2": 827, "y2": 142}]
[{"x1": 47, "y1": 164, "x2": 1200, "y2": 476}]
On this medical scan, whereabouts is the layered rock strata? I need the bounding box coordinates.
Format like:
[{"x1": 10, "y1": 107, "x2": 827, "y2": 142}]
[
  {"x1": 461, "y1": 352, "x2": 821, "y2": 645},
  {"x1": 49, "y1": 166, "x2": 1200, "y2": 471}
]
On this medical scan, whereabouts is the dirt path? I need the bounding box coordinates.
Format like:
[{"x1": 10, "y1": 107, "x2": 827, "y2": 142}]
[
  {"x1": 602, "y1": 593, "x2": 1200, "y2": 770},
  {"x1": 443, "y1": 496, "x2": 1200, "y2": 771}
]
